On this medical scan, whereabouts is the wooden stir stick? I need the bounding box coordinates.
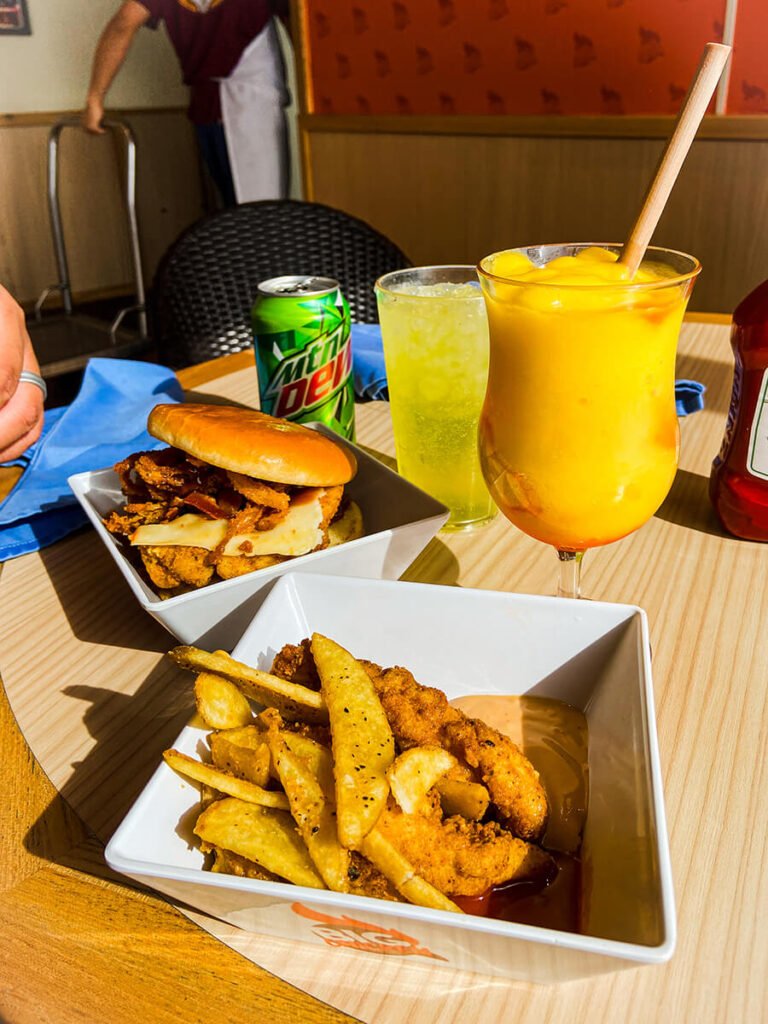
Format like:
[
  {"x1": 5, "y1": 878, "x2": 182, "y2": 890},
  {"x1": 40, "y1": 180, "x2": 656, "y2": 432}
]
[{"x1": 620, "y1": 42, "x2": 731, "y2": 275}]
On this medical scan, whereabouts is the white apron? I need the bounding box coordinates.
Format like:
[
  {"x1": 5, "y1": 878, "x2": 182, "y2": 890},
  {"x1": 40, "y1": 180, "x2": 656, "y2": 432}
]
[{"x1": 219, "y1": 19, "x2": 289, "y2": 203}]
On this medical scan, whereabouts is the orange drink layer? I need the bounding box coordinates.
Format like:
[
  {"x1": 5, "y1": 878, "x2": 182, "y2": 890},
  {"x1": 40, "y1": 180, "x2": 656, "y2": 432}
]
[{"x1": 477, "y1": 246, "x2": 700, "y2": 552}]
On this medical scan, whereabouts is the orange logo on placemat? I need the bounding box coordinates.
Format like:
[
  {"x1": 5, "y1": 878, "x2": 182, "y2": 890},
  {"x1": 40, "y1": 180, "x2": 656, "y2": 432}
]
[{"x1": 292, "y1": 903, "x2": 447, "y2": 960}]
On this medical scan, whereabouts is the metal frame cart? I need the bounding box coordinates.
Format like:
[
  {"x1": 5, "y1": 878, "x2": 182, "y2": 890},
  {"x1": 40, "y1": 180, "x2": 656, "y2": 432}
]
[{"x1": 28, "y1": 117, "x2": 152, "y2": 386}]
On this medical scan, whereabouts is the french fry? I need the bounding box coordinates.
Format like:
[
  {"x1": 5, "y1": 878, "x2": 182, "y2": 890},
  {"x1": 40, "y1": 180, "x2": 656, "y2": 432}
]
[
  {"x1": 311, "y1": 634, "x2": 395, "y2": 850},
  {"x1": 386, "y1": 747, "x2": 458, "y2": 816},
  {"x1": 436, "y1": 779, "x2": 490, "y2": 821},
  {"x1": 360, "y1": 828, "x2": 462, "y2": 914},
  {"x1": 194, "y1": 797, "x2": 325, "y2": 889},
  {"x1": 263, "y1": 711, "x2": 349, "y2": 892},
  {"x1": 194, "y1": 671, "x2": 252, "y2": 729},
  {"x1": 210, "y1": 726, "x2": 270, "y2": 787},
  {"x1": 163, "y1": 749, "x2": 290, "y2": 810},
  {"x1": 170, "y1": 646, "x2": 327, "y2": 724}
]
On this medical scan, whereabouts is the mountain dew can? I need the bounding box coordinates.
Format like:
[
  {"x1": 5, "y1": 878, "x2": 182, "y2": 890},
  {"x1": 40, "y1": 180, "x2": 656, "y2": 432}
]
[{"x1": 252, "y1": 275, "x2": 355, "y2": 440}]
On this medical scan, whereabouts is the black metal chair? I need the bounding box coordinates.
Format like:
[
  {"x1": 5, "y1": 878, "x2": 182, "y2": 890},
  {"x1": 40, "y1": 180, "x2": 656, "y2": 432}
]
[{"x1": 150, "y1": 199, "x2": 411, "y2": 368}]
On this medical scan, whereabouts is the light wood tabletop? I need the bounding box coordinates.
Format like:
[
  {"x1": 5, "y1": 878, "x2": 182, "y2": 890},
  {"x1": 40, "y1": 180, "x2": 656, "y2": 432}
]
[{"x1": 1, "y1": 319, "x2": 766, "y2": 1024}]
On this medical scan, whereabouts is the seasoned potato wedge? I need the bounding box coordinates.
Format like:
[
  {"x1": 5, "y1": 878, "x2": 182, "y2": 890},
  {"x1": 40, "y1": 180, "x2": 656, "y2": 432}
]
[
  {"x1": 194, "y1": 671, "x2": 252, "y2": 730},
  {"x1": 210, "y1": 726, "x2": 271, "y2": 787},
  {"x1": 436, "y1": 778, "x2": 491, "y2": 821},
  {"x1": 386, "y1": 747, "x2": 458, "y2": 816},
  {"x1": 170, "y1": 646, "x2": 327, "y2": 723},
  {"x1": 311, "y1": 633, "x2": 395, "y2": 849},
  {"x1": 263, "y1": 711, "x2": 349, "y2": 892},
  {"x1": 163, "y1": 749, "x2": 289, "y2": 810},
  {"x1": 194, "y1": 797, "x2": 325, "y2": 889}
]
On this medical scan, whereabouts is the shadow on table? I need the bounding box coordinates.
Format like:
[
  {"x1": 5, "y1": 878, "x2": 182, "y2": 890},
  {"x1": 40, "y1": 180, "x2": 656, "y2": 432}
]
[
  {"x1": 401, "y1": 535, "x2": 461, "y2": 586},
  {"x1": 24, "y1": 654, "x2": 194, "y2": 863},
  {"x1": 39, "y1": 530, "x2": 170, "y2": 651},
  {"x1": 675, "y1": 351, "x2": 731, "y2": 415},
  {"x1": 655, "y1": 468, "x2": 730, "y2": 537}
]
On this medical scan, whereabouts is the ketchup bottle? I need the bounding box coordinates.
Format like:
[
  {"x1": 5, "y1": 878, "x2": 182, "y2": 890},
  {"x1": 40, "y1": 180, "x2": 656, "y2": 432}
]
[{"x1": 710, "y1": 279, "x2": 768, "y2": 539}]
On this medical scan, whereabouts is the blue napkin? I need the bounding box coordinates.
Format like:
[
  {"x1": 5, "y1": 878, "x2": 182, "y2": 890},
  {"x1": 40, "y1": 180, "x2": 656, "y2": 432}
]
[
  {"x1": 674, "y1": 378, "x2": 706, "y2": 416},
  {"x1": 0, "y1": 358, "x2": 183, "y2": 561},
  {"x1": 351, "y1": 323, "x2": 390, "y2": 400},
  {"x1": 352, "y1": 323, "x2": 707, "y2": 413}
]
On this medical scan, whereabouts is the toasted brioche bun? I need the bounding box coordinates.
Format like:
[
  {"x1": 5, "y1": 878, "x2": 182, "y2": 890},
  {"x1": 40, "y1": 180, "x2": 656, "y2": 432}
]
[{"x1": 148, "y1": 404, "x2": 357, "y2": 486}]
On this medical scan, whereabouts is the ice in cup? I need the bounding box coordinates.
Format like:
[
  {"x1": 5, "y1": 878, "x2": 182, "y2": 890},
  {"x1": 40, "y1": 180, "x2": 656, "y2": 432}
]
[
  {"x1": 375, "y1": 267, "x2": 497, "y2": 531},
  {"x1": 477, "y1": 245, "x2": 700, "y2": 553}
]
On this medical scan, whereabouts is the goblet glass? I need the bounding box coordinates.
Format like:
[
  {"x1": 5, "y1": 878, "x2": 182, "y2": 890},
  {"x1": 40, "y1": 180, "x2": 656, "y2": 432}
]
[{"x1": 476, "y1": 244, "x2": 700, "y2": 597}]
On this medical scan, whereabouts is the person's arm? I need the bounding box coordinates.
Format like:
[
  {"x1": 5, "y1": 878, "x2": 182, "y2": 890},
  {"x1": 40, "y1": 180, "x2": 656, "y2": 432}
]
[
  {"x1": 83, "y1": 1, "x2": 151, "y2": 134},
  {"x1": 0, "y1": 286, "x2": 44, "y2": 463}
]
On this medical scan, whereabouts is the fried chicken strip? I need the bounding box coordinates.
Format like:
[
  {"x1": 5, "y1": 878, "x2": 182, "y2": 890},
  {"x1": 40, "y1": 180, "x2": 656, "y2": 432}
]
[
  {"x1": 269, "y1": 643, "x2": 549, "y2": 842},
  {"x1": 363, "y1": 664, "x2": 548, "y2": 842},
  {"x1": 140, "y1": 545, "x2": 214, "y2": 589},
  {"x1": 375, "y1": 801, "x2": 554, "y2": 897}
]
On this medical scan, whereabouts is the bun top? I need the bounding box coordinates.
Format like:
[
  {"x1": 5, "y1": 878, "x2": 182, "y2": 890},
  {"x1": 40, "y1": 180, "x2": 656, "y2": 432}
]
[{"x1": 148, "y1": 404, "x2": 357, "y2": 486}]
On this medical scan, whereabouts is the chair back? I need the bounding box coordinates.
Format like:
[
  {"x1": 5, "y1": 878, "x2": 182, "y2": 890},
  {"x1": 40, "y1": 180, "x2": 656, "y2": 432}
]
[{"x1": 150, "y1": 200, "x2": 410, "y2": 367}]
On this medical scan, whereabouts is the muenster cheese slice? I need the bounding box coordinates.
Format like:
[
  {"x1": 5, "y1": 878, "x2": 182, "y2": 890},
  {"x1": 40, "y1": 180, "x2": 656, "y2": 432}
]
[
  {"x1": 223, "y1": 494, "x2": 324, "y2": 557},
  {"x1": 130, "y1": 494, "x2": 325, "y2": 558},
  {"x1": 131, "y1": 514, "x2": 228, "y2": 550}
]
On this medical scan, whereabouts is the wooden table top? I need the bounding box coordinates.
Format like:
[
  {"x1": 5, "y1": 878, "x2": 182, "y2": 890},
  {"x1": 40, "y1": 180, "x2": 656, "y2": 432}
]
[{"x1": 1, "y1": 319, "x2": 766, "y2": 1024}]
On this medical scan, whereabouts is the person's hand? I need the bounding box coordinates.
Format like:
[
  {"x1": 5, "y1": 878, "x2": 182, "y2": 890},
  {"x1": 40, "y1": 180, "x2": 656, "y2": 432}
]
[
  {"x1": 0, "y1": 285, "x2": 45, "y2": 463},
  {"x1": 82, "y1": 93, "x2": 106, "y2": 134}
]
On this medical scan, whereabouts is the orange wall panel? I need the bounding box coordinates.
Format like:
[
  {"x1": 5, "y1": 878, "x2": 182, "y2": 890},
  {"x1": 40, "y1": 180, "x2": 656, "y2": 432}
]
[
  {"x1": 304, "y1": 0, "x2": 727, "y2": 117},
  {"x1": 727, "y1": 0, "x2": 768, "y2": 113}
]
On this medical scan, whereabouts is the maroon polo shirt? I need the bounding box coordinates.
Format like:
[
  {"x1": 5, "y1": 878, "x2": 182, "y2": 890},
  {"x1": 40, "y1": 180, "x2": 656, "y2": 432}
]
[{"x1": 138, "y1": 0, "x2": 282, "y2": 124}]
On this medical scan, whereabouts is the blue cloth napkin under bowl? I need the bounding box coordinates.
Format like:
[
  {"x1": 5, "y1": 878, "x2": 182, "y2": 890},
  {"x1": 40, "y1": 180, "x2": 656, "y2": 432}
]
[
  {"x1": 0, "y1": 358, "x2": 183, "y2": 562},
  {"x1": 352, "y1": 323, "x2": 708, "y2": 413}
]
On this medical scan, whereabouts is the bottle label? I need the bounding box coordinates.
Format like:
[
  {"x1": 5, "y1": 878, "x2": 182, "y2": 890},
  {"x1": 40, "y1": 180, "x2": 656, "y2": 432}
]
[{"x1": 747, "y1": 368, "x2": 768, "y2": 479}]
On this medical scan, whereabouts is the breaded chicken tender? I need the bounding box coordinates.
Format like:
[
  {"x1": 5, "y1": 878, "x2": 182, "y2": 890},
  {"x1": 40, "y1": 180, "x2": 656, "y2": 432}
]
[
  {"x1": 363, "y1": 664, "x2": 549, "y2": 842},
  {"x1": 270, "y1": 639, "x2": 321, "y2": 691},
  {"x1": 269, "y1": 642, "x2": 549, "y2": 842},
  {"x1": 375, "y1": 801, "x2": 555, "y2": 897},
  {"x1": 215, "y1": 553, "x2": 285, "y2": 579},
  {"x1": 140, "y1": 545, "x2": 214, "y2": 589}
]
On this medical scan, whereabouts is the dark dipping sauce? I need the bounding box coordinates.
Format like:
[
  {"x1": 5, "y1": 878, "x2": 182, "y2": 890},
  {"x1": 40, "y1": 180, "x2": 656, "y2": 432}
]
[{"x1": 449, "y1": 695, "x2": 589, "y2": 933}]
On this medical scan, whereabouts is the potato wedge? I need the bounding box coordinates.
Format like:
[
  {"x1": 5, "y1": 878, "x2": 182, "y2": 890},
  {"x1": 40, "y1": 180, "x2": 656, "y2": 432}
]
[
  {"x1": 194, "y1": 671, "x2": 252, "y2": 729},
  {"x1": 171, "y1": 646, "x2": 327, "y2": 724},
  {"x1": 386, "y1": 747, "x2": 458, "y2": 816},
  {"x1": 195, "y1": 797, "x2": 325, "y2": 889},
  {"x1": 282, "y1": 732, "x2": 335, "y2": 796},
  {"x1": 163, "y1": 749, "x2": 289, "y2": 810},
  {"x1": 436, "y1": 779, "x2": 491, "y2": 821},
  {"x1": 311, "y1": 634, "x2": 395, "y2": 849},
  {"x1": 360, "y1": 827, "x2": 462, "y2": 914},
  {"x1": 263, "y1": 713, "x2": 349, "y2": 892},
  {"x1": 210, "y1": 726, "x2": 270, "y2": 787}
]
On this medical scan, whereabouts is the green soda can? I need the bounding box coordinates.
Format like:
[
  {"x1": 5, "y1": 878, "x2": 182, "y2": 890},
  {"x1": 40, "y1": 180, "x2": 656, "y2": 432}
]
[{"x1": 252, "y1": 275, "x2": 355, "y2": 440}]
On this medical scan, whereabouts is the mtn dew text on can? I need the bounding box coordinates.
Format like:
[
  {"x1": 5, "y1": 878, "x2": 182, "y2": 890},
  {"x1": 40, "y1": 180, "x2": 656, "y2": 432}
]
[{"x1": 252, "y1": 276, "x2": 355, "y2": 440}]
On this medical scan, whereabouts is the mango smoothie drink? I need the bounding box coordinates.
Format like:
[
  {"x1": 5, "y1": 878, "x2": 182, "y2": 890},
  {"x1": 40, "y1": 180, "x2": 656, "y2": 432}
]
[
  {"x1": 477, "y1": 245, "x2": 700, "y2": 552},
  {"x1": 376, "y1": 267, "x2": 497, "y2": 531}
]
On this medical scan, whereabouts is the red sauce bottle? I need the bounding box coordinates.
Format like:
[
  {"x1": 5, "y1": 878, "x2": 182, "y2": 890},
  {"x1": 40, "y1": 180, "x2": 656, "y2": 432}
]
[{"x1": 710, "y1": 279, "x2": 768, "y2": 539}]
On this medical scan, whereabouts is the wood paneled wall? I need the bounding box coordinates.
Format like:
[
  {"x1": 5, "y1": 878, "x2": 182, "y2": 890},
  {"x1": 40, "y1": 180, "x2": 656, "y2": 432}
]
[
  {"x1": 303, "y1": 117, "x2": 768, "y2": 315},
  {"x1": 0, "y1": 110, "x2": 206, "y2": 307}
]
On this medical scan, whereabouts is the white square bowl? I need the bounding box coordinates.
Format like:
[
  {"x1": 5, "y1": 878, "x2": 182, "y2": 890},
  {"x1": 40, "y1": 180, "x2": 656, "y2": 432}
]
[
  {"x1": 105, "y1": 573, "x2": 675, "y2": 984},
  {"x1": 68, "y1": 427, "x2": 448, "y2": 649}
]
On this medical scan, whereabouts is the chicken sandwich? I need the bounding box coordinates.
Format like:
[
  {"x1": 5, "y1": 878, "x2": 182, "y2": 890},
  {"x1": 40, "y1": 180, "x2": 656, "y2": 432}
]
[{"x1": 104, "y1": 404, "x2": 362, "y2": 594}]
